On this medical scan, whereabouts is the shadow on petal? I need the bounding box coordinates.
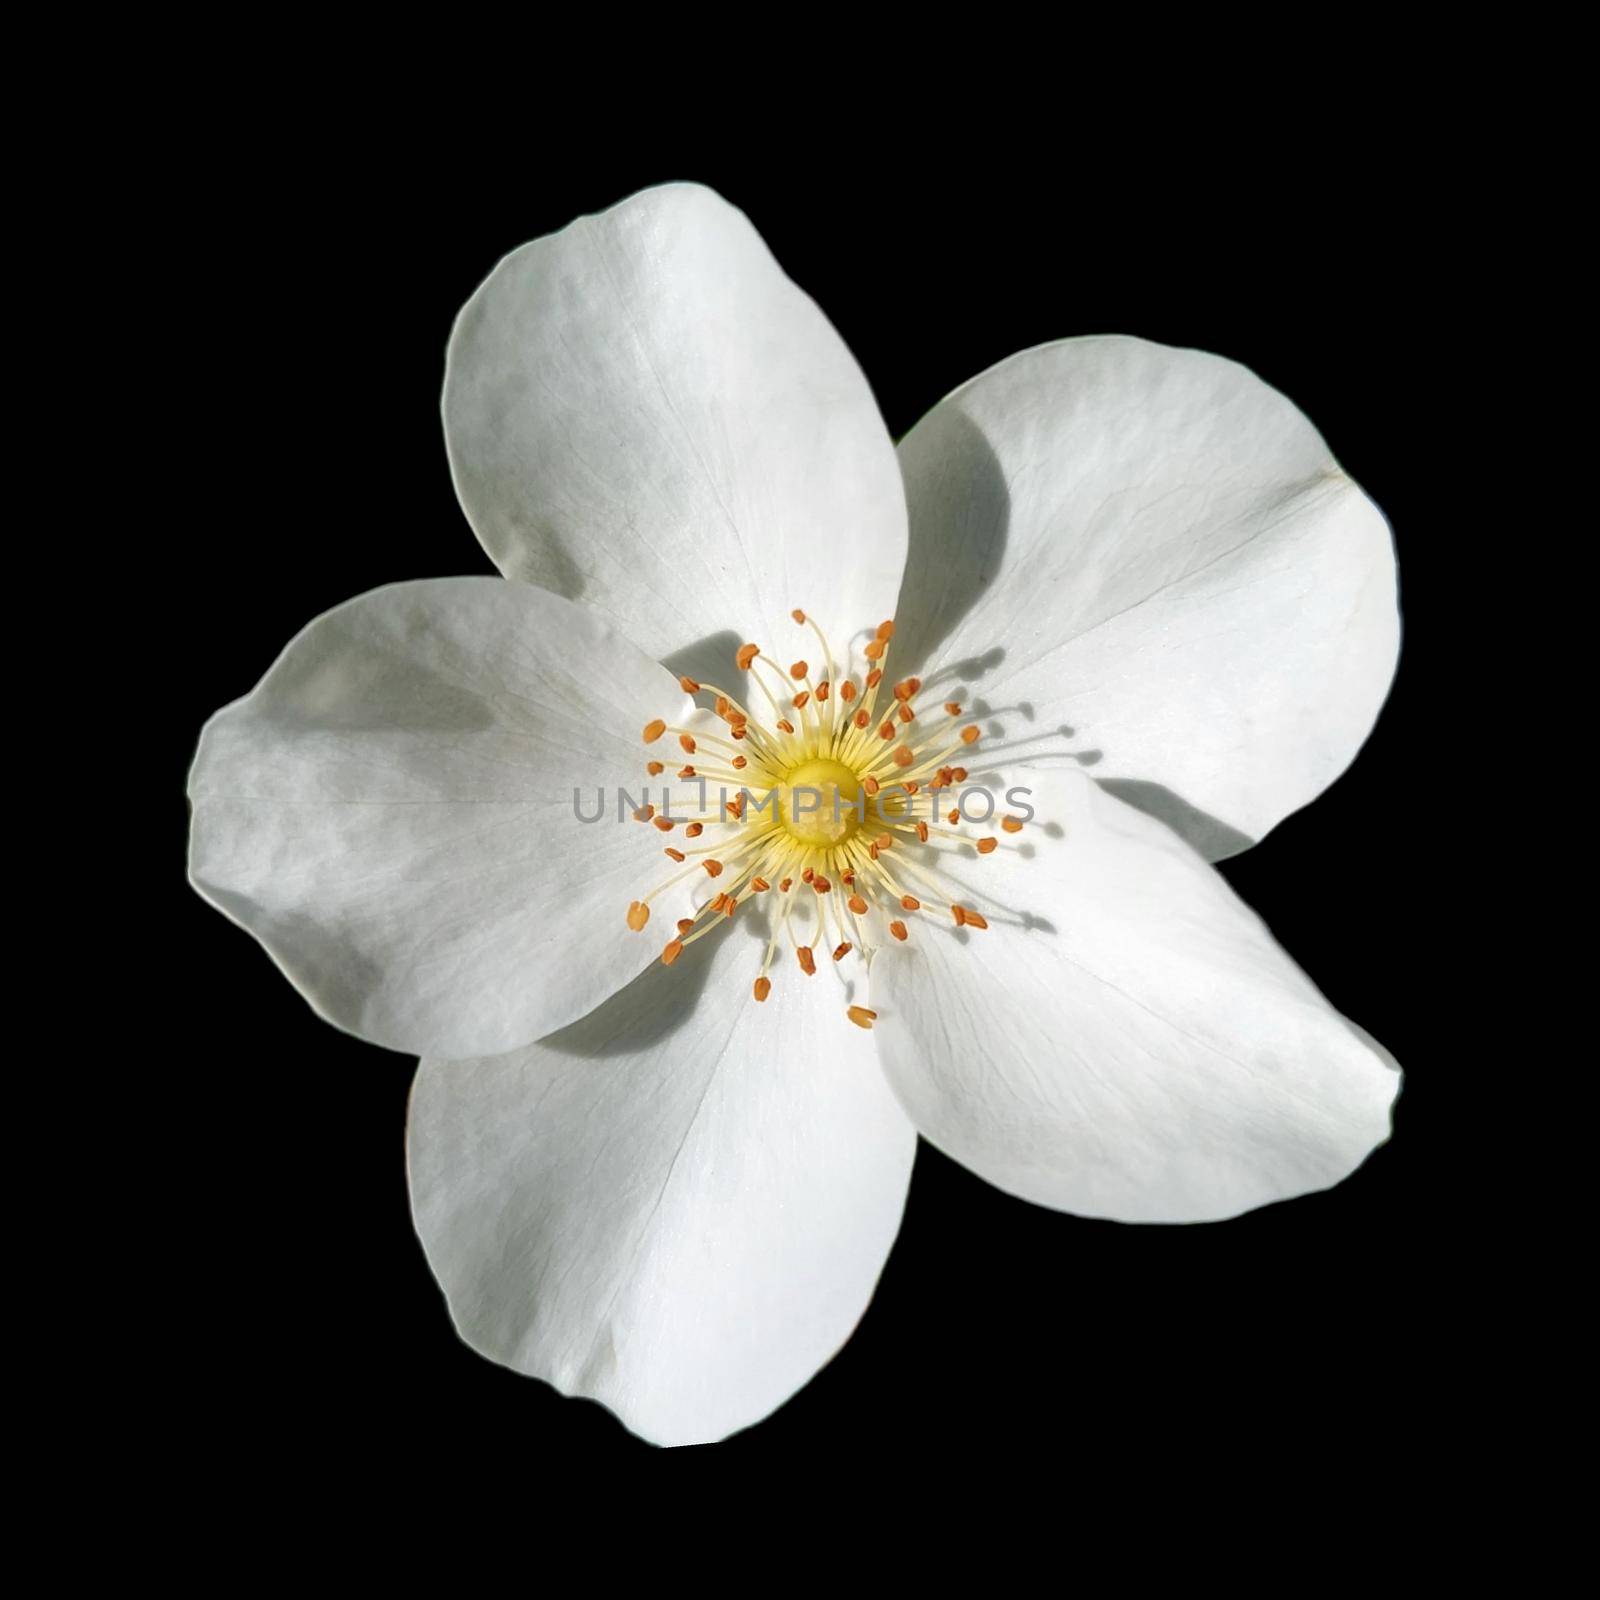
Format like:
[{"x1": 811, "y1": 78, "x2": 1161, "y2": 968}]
[
  {"x1": 1096, "y1": 779, "x2": 1256, "y2": 862},
  {"x1": 890, "y1": 407, "x2": 1010, "y2": 681},
  {"x1": 542, "y1": 929, "x2": 718, "y2": 1059},
  {"x1": 661, "y1": 631, "x2": 744, "y2": 695}
]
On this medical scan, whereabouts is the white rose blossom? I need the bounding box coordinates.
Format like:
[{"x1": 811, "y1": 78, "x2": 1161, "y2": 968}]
[{"x1": 187, "y1": 182, "x2": 1401, "y2": 1447}]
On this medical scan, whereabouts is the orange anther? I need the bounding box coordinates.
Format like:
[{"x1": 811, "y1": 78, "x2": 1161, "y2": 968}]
[
  {"x1": 731, "y1": 727, "x2": 748, "y2": 740},
  {"x1": 679, "y1": 733, "x2": 697, "y2": 754},
  {"x1": 863, "y1": 775, "x2": 880, "y2": 795},
  {"x1": 892, "y1": 746, "x2": 914, "y2": 768},
  {"x1": 877, "y1": 620, "x2": 895, "y2": 640},
  {"x1": 812, "y1": 875, "x2": 832, "y2": 894},
  {"x1": 791, "y1": 608, "x2": 807, "y2": 624},
  {"x1": 753, "y1": 976, "x2": 772, "y2": 1002},
  {"x1": 898, "y1": 703, "x2": 914, "y2": 723},
  {"x1": 868, "y1": 843, "x2": 880, "y2": 860},
  {"x1": 816, "y1": 682, "x2": 830, "y2": 701},
  {"x1": 879, "y1": 721, "x2": 895, "y2": 740},
  {"x1": 893, "y1": 677, "x2": 921, "y2": 701},
  {"x1": 951, "y1": 767, "x2": 968, "y2": 782},
  {"x1": 842, "y1": 870, "x2": 855, "y2": 884},
  {"x1": 977, "y1": 837, "x2": 997, "y2": 854},
  {"x1": 643, "y1": 719, "x2": 666, "y2": 743},
  {"x1": 790, "y1": 660, "x2": 809, "y2": 679},
  {"x1": 944, "y1": 702, "x2": 962, "y2": 716},
  {"x1": 678, "y1": 675, "x2": 701, "y2": 693},
  {"x1": 1001, "y1": 816, "x2": 1024, "y2": 834},
  {"x1": 779, "y1": 878, "x2": 793, "y2": 892},
  {"x1": 665, "y1": 847, "x2": 686, "y2": 862},
  {"x1": 732, "y1": 755, "x2": 748, "y2": 769},
  {"x1": 839, "y1": 680, "x2": 858, "y2": 703},
  {"x1": 866, "y1": 668, "x2": 883, "y2": 688},
  {"x1": 793, "y1": 691, "x2": 810, "y2": 709},
  {"x1": 848, "y1": 894, "x2": 869, "y2": 914},
  {"x1": 633, "y1": 804, "x2": 655, "y2": 822},
  {"x1": 647, "y1": 761, "x2": 664, "y2": 776},
  {"x1": 864, "y1": 640, "x2": 886, "y2": 661},
  {"x1": 900, "y1": 895, "x2": 920, "y2": 911},
  {"x1": 947, "y1": 809, "x2": 960, "y2": 824},
  {"x1": 875, "y1": 834, "x2": 893, "y2": 850},
  {"x1": 736, "y1": 643, "x2": 760, "y2": 670},
  {"x1": 964, "y1": 910, "x2": 989, "y2": 930},
  {"x1": 902, "y1": 781, "x2": 919, "y2": 794},
  {"x1": 854, "y1": 710, "x2": 870, "y2": 729},
  {"x1": 802, "y1": 867, "x2": 815, "y2": 883},
  {"x1": 751, "y1": 877, "x2": 770, "y2": 892},
  {"x1": 626, "y1": 901, "x2": 649, "y2": 931},
  {"x1": 722, "y1": 895, "x2": 738, "y2": 917},
  {"x1": 662, "y1": 939, "x2": 684, "y2": 965},
  {"x1": 704, "y1": 860, "x2": 724, "y2": 877},
  {"x1": 686, "y1": 822, "x2": 703, "y2": 838},
  {"x1": 677, "y1": 918, "x2": 694, "y2": 935},
  {"x1": 847, "y1": 1005, "x2": 878, "y2": 1029},
  {"x1": 889, "y1": 920, "x2": 908, "y2": 941},
  {"x1": 832, "y1": 941, "x2": 853, "y2": 962},
  {"x1": 797, "y1": 946, "x2": 817, "y2": 976},
  {"x1": 777, "y1": 719, "x2": 795, "y2": 734},
  {"x1": 916, "y1": 821, "x2": 929, "y2": 842},
  {"x1": 678, "y1": 766, "x2": 696, "y2": 778},
  {"x1": 653, "y1": 816, "x2": 675, "y2": 832},
  {"x1": 960, "y1": 725, "x2": 980, "y2": 745}
]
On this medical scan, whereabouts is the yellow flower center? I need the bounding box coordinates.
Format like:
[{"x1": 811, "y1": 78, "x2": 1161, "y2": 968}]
[
  {"x1": 777, "y1": 757, "x2": 863, "y2": 847},
  {"x1": 626, "y1": 611, "x2": 1014, "y2": 1027}
]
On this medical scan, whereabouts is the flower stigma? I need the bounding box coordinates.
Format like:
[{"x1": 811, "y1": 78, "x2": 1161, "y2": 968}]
[{"x1": 626, "y1": 612, "x2": 1018, "y2": 1026}]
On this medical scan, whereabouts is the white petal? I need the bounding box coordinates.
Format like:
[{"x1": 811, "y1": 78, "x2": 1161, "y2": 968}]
[
  {"x1": 869, "y1": 768, "x2": 1399, "y2": 1222},
  {"x1": 444, "y1": 182, "x2": 906, "y2": 672},
  {"x1": 407, "y1": 927, "x2": 915, "y2": 1447},
  {"x1": 188, "y1": 578, "x2": 709, "y2": 1058},
  {"x1": 893, "y1": 337, "x2": 1398, "y2": 857}
]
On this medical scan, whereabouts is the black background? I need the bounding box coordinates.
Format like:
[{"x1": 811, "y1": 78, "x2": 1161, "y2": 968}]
[{"x1": 169, "y1": 147, "x2": 1458, "y2": 1470}]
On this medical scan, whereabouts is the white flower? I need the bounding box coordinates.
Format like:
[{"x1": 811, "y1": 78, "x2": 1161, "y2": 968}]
[{"x1": 187, "y1": 182, "x2": 1401, "y2": 1447}]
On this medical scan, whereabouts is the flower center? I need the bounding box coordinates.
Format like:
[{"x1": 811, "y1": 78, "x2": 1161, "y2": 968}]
[
  {"x1": 625, "y1": 611, "x2": 1019, "y2": 1027},
  {"x1": 778, "y1": 757, "x2": 863, "y2": 847}
]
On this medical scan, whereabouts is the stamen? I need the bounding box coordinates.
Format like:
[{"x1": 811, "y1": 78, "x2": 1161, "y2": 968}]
[{"x1": 632, "y1": 611, "x2": 1005, "y2": 1022}]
